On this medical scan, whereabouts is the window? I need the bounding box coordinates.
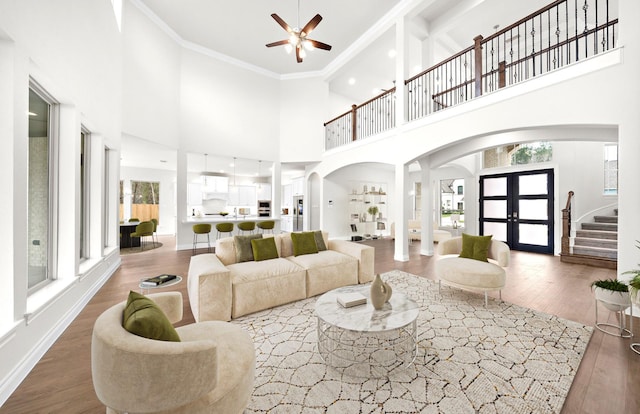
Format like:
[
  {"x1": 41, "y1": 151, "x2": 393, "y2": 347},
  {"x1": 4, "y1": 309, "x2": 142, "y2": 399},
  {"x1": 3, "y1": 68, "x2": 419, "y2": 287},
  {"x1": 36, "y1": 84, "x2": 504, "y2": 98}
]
[
  {"x1": 104, "y1": 147, "x2": 111, "y2": 249},
  {"x1": 28, "y1": 82, "x2": 58, "y2": 291},
  {"x1": 80, "y1": 128, "x2": 90, "y2": 261},
  {"x1": 440, "y1": 178, "x2": 465, "y2": 227},
  {"x1": 483, "y1": 141, "x2": 552, "y2": 168},
  {"x1": 604, "y1": 144, "x2": 618, "y2": 195},
  {"x1": 121, "y1": 180, "x2": 160, "y2": 223}
]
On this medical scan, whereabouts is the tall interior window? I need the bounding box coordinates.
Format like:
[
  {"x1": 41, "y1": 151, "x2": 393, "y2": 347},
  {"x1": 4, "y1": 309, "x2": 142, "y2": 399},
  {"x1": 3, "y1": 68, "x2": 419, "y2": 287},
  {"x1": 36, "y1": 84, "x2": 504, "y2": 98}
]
[
  {"x1": 104, "y1": 147, "x2": 111, "y2": 249},
  {"x1": 440, "y1": 178, "x2": 465, "y2": 227},
  {"x1": 80, "y1": 128, "x2": 90, "y2": 261},
  {"x1": 28, "y1": 84, "x2": 57, "y2": 290},
  {"x1": 604, "y1": 144, "x2": 618, "y2": 195}
]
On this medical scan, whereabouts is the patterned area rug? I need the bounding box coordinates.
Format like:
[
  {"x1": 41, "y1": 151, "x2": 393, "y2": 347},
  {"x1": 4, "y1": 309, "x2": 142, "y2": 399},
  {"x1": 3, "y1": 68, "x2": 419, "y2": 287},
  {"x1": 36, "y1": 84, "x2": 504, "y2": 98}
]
[{"x1": 234, "y1": 270, "x2": 592, "y2": 414}]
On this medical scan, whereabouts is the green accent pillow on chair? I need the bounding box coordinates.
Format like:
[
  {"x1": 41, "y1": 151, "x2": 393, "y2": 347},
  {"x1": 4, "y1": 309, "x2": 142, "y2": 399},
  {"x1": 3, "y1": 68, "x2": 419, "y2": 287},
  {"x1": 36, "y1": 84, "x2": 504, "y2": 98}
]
[
  {"x1": 251, "y1": 237, "x2": 279, "y2": 261},
  {"x1": 122, "y1": 291, "x2": 180, "y2": 342},
  {"x1": 291, "y1": 231, "x2": 319, "y2": 256},
  {"x1": 234, "y1": 234, "x2": 263, "y2": 263},
  {"x1": 459, "y1": 233, "x2": 493, "y2": 262}
]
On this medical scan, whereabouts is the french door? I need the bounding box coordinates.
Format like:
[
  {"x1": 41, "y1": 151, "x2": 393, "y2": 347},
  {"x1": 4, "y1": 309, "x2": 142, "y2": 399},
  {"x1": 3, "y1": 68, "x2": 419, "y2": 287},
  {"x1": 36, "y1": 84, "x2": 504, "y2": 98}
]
[{"x1": 479, "y1": 169, "x2": 554, "y2": 254}]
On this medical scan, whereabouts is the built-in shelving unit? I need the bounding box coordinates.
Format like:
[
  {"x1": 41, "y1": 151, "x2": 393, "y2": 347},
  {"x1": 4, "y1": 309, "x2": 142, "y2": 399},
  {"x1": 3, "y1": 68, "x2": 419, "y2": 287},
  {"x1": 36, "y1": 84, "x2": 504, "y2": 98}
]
[{"x1": 348, "y1": 181, "x2": 388, "y2": 239}]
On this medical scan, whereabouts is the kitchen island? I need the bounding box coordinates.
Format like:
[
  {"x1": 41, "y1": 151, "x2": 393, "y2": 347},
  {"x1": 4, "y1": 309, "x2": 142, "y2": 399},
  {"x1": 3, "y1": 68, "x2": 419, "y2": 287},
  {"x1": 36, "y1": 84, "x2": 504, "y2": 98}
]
[{"x1": 182, "y1": 216, "x2": 281, "y2": 237}]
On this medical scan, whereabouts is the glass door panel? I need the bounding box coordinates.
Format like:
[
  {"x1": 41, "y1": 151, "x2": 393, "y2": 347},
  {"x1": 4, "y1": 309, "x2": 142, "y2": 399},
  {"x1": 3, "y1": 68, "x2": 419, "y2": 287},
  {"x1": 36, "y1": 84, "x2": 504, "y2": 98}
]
[
  {"x1": 483, "y1": 177, "x2": 507, "y2": 196},
  {"x1": 483, "y1": 200, "x2": 507, "y2": 219},
  {"x1": 519, "y1": 174, "x2": 548, "y2": 195},
  {"x1": 519, "y1": 199, "x2": 548, "y2": 220},
  {"x1": 519, "y1": 224, "x2": 549, "y2": 246},
  {"x1": 483, "y1": 222, "x2": 508, "y2": 242}
]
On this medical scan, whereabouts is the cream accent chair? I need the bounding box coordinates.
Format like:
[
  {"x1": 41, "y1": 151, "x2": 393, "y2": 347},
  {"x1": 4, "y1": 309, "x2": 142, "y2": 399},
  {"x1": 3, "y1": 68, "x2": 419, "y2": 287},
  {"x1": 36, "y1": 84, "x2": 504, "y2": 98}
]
[
  {"x1": 390, "y1": 221, "x2": 452, "y2": 242},
  {"x1": 435, "y1": 236, "x2": 510, "y2": 306},
  {"x1": 91, "y1": 292, "x2": 255, "y2": 414}
]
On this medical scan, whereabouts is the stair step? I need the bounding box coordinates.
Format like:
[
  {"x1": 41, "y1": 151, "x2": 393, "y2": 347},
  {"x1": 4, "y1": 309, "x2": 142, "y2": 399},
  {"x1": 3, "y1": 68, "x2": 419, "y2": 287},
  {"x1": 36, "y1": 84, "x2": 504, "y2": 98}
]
[
  {"x1": 581, "y1": 222, "x2": 618, "y2": 231},
  {"x1": 575, "y1": 229, "x2": 618, "y2": 240},
  {"x1": 594, "y1": 215, "x2": 618, "y2": 224},
  {"x1": 573, "y1": 245, "x2": 618, "y2": 259},
  {"x1": 574, "y1": 237, "x2": 618, "y2": 249}
]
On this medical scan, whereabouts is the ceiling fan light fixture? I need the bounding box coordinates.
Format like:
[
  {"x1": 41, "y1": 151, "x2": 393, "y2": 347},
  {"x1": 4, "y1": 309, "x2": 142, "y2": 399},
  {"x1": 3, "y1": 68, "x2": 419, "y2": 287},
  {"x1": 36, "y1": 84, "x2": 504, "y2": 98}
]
[
  {"x1": 284, "y1": 43, "x2": 293, "y2": 54},
  {"x1": 303, "y1": 39, "x2": 314, "y2": 51},
  {"x1": 299, "y1": 47, "x2": 307, "y2": 59}
]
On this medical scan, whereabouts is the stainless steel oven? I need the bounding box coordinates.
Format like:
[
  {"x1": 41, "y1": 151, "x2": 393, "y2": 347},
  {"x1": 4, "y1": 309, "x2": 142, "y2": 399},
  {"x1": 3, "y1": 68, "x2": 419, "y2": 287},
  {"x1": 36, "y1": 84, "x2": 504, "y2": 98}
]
[{"x1": 257, "y1": 200, "x2": 271, "y2": 217}]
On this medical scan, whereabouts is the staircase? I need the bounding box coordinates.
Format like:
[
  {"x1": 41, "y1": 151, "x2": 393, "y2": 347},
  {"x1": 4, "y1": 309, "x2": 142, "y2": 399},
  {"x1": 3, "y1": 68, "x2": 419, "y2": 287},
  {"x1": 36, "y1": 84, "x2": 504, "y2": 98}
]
[{"x1": 565, "y1": 210, "x2": 618, "y2": 269}]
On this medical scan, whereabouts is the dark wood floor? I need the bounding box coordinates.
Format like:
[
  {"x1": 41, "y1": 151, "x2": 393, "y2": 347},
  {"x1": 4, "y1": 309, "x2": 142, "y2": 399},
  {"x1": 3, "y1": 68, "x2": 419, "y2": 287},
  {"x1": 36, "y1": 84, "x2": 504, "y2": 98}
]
[{"x1": 2, "y1": 236, "x2": 639, "y2": 413}]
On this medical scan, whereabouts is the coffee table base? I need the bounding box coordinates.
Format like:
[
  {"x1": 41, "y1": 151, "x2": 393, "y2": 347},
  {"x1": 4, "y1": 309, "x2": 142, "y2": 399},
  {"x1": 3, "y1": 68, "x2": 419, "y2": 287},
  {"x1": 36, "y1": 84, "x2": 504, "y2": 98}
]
[{"x1": 317, "y1": 318, "x2": 417, "y2": 378}]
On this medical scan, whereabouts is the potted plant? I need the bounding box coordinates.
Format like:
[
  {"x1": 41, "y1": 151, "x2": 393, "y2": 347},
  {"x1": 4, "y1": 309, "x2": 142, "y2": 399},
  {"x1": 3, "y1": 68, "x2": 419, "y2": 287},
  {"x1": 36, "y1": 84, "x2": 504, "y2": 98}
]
[
  {"x1": 367, "y1": 205, "x2": 379, "y2": 220},
  {"x1": 591, "y1": 278, "x2": 631, "y2": 312}
]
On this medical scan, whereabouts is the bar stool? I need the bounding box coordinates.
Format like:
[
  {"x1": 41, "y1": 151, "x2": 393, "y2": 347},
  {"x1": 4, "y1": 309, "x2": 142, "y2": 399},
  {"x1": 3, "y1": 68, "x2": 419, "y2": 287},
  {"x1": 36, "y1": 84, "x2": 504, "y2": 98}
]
[
  {"x1": 216, "y1": 222, "x2": 234, "y2": 239},
  {"x1": 237, "y1": 221, "x2": 256, "y2": 235},
  {"x1": 192, "y1": 223, "x2": 212, "y2": 254},
  {"x1": 257, "y1": 220, "x2": 275, "y2": 234}
]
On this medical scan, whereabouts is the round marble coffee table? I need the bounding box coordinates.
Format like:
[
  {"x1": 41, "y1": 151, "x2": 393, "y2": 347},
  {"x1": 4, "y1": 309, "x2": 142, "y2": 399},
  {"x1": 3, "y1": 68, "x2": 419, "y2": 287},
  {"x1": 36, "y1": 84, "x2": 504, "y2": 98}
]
[{"x1": 315, "y1": 284, "x2": 419, "y2": 378}]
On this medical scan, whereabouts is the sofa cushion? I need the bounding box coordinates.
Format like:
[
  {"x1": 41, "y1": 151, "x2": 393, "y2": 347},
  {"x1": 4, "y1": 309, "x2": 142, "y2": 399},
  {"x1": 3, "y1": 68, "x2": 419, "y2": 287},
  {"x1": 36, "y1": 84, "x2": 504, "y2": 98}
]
[
  {"x1": 227, "y1": 259, "x2": 307, "y2": 318},
  {"x1": 313, "y1": 230, "x2": 327, "y2": 251},
  {"x1": 251, "y1": 237, "x2": 278, "y2": 262},
  {"x1": 122, "y1": 291, "x2": 180, "y2": 342},
  {"x1": 234, "y1": 234, "x2": 263, "y2": 263},
  {"x1": 459, "y1": 233, "x2": 492, "y2": 262},
  {"x1": 291, "y1": 231, "x2": 319, "y2": 256},
  {"x1": 288, "y1": 250, "x2": 359, "y2": 297},
  {"x1": 436, "y1": 257, "x2": 506, "y2": 289}
]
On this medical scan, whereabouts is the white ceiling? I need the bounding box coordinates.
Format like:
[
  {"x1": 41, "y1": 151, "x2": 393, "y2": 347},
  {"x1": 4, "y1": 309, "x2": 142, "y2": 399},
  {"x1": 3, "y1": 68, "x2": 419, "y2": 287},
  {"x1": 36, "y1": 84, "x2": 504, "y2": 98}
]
[{"x1": 123, "y1": 0, "x2": 553, "y2": 176}]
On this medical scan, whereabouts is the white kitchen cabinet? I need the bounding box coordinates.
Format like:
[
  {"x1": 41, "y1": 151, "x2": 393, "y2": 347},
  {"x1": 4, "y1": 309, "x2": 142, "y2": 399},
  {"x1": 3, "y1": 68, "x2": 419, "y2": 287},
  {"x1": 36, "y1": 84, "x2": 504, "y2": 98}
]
[
  {"x1": 257, "y1": 183, "x2": 271, "y2": 201},
  {"x1": 228, "y1": 185, "x2": 256, "y2": 206},
  {"x1": 282, "y1": 184, "x2": 292, "y2": 208},
  {"x1": 281, "y1": 216, "x2": 293, "y2": 232},
  {"x1": 292, "y1": 177, "x2": 303, "y2": 196}
]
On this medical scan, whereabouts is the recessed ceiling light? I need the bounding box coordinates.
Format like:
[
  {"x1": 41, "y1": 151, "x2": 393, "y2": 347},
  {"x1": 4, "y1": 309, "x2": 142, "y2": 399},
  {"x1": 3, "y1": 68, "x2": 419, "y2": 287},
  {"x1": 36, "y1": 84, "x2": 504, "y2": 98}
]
[
  {"x1": 388, "y1": 49, "x2": 396, "y2": 58},
  {"x1": 28, "y1": 111, "x2": 37, "y2": 116},
  {"x1": 348, "y1": 77, "x2": 356, "y2": 85},
  {"x1": 159, "y1": 160, "x2": 167, "y2": 163}
]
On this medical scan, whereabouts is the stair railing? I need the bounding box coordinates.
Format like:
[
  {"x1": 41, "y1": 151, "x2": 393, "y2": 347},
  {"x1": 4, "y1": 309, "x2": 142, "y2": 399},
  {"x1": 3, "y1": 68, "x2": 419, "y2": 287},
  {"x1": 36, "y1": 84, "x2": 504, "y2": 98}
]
[{"x1": 561, "y1": 190, "x2": 574, "y2": 256}]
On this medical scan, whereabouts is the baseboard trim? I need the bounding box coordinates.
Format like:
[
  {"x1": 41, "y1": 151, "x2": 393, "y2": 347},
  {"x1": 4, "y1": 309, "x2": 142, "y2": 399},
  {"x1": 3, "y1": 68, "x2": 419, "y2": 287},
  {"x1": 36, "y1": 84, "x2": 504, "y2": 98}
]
[{"x1": 0, "y1": 255, "x2": 120, "y2": 407}]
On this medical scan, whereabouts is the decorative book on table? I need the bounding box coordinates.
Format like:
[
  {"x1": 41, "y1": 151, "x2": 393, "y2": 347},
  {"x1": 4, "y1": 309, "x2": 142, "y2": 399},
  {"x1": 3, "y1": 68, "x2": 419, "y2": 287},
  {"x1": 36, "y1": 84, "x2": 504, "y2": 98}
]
[
  {"x1": 336, "y1": 292, "x2": 367, "y2": 308},
  {"x1": 141, "y1": 274, "x2": 178, "y2": 287}
]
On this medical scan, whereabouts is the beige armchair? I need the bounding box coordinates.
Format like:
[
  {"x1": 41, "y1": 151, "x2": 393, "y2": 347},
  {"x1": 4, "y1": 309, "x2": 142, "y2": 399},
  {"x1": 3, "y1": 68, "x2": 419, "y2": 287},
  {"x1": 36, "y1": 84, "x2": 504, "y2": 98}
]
[{"x1": 91, "y1": 292, "x2": 255, "y2": 414}]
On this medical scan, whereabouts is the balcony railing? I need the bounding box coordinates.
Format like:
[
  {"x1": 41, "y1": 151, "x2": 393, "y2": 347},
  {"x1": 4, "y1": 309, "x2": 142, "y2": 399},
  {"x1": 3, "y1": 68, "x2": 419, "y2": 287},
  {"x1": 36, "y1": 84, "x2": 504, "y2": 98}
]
[{"x1": 325, "y1": 0, "x2": 618, "y2": 150}]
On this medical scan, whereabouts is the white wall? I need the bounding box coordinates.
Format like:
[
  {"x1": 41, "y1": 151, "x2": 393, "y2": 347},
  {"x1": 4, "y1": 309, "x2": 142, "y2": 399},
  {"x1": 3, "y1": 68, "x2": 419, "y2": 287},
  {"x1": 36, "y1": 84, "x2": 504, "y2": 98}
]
[
  {"x1": 322, "y1": 163, "x2": 395, "y2": 239},
  {"x1": 178, "y1": 49, "x2": 280, "y2": 160},
  {"x1": 0, "y1": 0, "x2": 122, "y2": 404},
  {"x1": 121, "y1": 1, "x2": 181, "y2": 148},
  {"x1": 279, "y1": 77, "x2": 328, "y2": 163}
]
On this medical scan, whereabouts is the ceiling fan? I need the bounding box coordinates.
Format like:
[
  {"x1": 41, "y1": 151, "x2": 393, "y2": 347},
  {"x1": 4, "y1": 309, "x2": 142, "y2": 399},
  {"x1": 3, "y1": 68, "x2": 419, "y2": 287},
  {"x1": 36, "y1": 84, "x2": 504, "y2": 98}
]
[{"x1": 266, "y1": 0, "x2": 332, "y2": 63}]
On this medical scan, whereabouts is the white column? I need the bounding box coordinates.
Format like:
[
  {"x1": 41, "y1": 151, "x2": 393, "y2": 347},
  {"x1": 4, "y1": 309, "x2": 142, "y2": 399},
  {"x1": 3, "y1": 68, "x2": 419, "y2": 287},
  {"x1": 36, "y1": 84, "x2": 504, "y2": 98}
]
[
  {"x1": 418, "y1": 158, "x2": 434, "y2": 256},
  {"x1": 394, "y1": 163, "x2": 410, "y2": 261},
  {"x1": 175, "y1": 149, "x2": 188, "y2": 249}
]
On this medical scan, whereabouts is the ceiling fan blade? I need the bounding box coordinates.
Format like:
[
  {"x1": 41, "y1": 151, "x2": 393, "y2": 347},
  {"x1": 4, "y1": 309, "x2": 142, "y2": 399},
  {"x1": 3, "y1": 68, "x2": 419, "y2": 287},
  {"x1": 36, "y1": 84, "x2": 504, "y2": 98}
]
[
  {"x1": 266, "y1": 39, "x2": 290, "y2": 48},
  {"x1": 296, "y1": 46, "x2": 303, "y2": 63},
  {"x1": 306, "y1": 39, "x2": 332, "y2": 51},
  {"x1": 301, "y1": 14, "x2": 322, "y2": 36},
  {"x1": 271, "y1": 13, "x2": 293, "y2": 33}
]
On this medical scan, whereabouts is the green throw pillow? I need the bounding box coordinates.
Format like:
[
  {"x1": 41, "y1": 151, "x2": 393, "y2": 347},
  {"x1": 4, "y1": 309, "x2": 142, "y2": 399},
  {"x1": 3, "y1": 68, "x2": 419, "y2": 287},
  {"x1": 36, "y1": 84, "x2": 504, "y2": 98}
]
[
  {"x1": 251, "y1": 237, "x2": 279, "y2": 261},
  {"x1": 291, "y1": 231, "x2": 319, "y2": 256},
  {"x1": 122, "y1": 291, "x2": 180, "y2": 342},
  {"x1": 314, "y1": 230, "x2": 327, "y2": 251},
  {"x1": 234, "y1": 234, "x2": 263, "y2": 263},
  {"x1": 459, "y1": 233, "x2": 493, "y2": 262}
]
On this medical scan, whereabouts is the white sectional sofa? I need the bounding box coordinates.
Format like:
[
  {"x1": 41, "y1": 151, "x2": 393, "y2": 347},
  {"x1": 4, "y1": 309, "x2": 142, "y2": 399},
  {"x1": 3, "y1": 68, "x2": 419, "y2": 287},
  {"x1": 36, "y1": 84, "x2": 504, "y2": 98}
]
[{"x1": 188, "y1": 232, "x2": 375, "y2": 321}]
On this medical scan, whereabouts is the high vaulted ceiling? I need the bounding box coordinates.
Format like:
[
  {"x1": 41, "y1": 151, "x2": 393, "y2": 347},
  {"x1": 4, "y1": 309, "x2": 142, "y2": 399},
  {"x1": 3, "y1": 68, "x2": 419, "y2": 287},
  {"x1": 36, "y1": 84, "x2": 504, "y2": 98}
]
[{"x1": 124, "y1": 0, "x2": 553, "y2": 175}]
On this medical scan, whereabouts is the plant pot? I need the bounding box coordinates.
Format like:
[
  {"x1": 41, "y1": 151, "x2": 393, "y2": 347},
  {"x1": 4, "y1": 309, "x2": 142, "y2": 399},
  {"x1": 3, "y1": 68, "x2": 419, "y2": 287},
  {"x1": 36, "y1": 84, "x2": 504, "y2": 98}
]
[{"x1": 593, "y1": 286, "x2": 631, "y2": 312}]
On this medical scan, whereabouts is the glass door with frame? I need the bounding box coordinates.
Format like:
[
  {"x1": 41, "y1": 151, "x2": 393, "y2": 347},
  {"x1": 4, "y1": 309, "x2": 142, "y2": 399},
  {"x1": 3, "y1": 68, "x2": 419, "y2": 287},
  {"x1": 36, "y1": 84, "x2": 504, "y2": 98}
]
[{"x1": 479, "y1": 169, "x2": 554, "y2": 254}]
